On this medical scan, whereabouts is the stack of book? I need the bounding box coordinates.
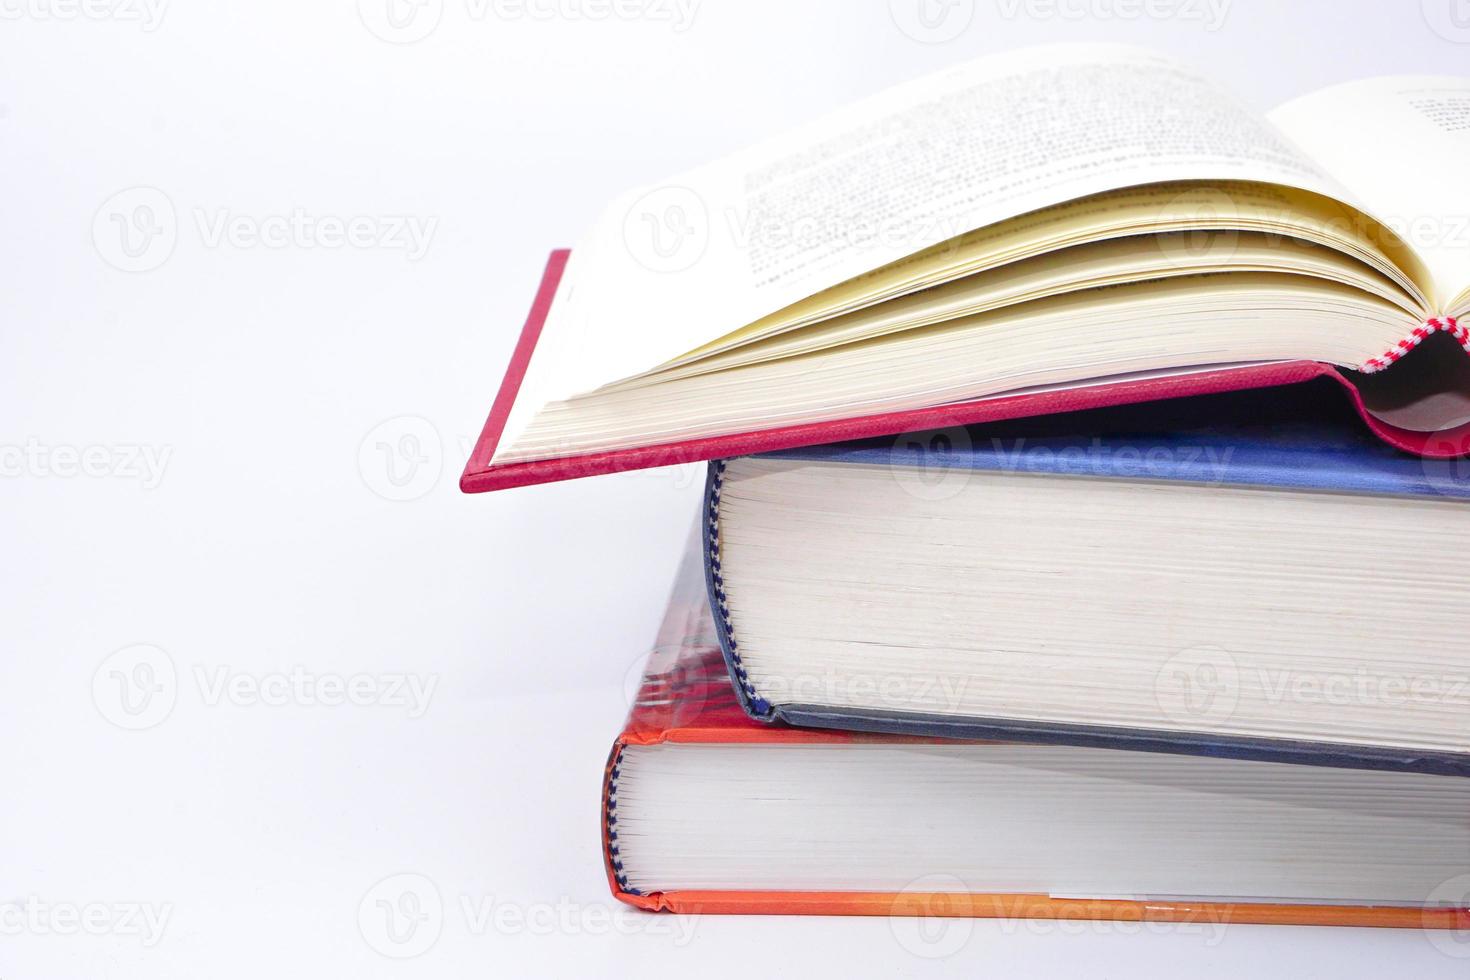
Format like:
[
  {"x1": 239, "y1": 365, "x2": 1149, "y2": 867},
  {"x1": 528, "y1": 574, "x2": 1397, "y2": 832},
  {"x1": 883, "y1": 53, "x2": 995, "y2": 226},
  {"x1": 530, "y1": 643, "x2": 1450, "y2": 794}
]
[{"x1": 464, "y1": 45, "x2": 1470, "y2": 934}]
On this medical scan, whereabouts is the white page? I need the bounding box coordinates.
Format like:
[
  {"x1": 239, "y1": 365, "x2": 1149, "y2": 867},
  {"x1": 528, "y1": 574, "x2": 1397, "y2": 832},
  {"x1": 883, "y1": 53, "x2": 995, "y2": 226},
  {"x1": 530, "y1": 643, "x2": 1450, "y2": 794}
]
[
  {"x1": 497, "y1": 43, "x2": 1356, "y2": 464},
  {"x1": 1269, "y1": 75, "x2": 1470, "y2": 310}
]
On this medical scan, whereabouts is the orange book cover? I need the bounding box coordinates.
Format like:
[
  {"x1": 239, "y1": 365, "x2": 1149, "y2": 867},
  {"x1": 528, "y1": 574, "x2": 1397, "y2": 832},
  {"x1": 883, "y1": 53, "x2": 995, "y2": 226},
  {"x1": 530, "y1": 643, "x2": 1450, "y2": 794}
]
[{"x1": 602, "y1": 533, "x2": 1470, "y2": 931}]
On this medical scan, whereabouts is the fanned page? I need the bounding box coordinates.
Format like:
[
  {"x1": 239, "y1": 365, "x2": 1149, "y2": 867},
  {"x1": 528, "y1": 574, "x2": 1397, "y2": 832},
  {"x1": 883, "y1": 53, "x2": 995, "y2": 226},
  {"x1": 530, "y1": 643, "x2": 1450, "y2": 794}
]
[
  {"x1": 1269, "y1": 76, "x2": 1470, "y2": 317},
  {"x1": 494, "y1": 44, "x2": 1381, "y2": 465}
]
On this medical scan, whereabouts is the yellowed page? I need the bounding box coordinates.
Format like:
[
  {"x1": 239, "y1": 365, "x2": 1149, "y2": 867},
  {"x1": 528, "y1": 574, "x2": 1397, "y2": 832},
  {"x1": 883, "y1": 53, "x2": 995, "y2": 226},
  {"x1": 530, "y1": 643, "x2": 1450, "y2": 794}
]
[
  {"x1": 495, "y1": 43, "x2": 1368, "y2": 465},
  {"x1": 1270, "y1": 76, "x2": 1470, "y2": 312},
  {"x1": 659, "y1": 180, "x2": 1426, "y2": 373},
  {"x1": 628, "y1": 233, "x2": 1414, "y2": 387},
  {"x1": 497, "y1": 274, "x2": 1408, "y2": 465}
]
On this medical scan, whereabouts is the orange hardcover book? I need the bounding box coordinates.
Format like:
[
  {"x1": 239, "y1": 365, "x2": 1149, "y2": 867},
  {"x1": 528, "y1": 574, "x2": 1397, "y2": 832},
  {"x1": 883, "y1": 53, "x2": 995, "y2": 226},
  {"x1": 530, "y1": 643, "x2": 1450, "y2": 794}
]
[{"x1": 603, "y1": 531, "x2": 1470, "y2": 931}]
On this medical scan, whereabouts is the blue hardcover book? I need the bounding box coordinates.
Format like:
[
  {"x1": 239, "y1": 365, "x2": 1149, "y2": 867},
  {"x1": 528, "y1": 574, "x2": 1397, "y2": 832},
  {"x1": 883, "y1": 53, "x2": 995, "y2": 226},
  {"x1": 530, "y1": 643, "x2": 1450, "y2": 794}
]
[{"x1": 701, "y1": 380, "x2": 1470, "y2": 776}]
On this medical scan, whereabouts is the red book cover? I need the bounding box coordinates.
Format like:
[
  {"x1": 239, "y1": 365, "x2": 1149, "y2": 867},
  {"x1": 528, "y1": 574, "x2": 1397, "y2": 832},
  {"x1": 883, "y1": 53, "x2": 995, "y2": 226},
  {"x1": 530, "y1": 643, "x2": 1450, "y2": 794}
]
[
  {"x1": 600, "y1": 533, "x2": 1470, "y2": 930},
  {"x1": 463, "y1": 251, "x2": 1470, "y2": 493}
]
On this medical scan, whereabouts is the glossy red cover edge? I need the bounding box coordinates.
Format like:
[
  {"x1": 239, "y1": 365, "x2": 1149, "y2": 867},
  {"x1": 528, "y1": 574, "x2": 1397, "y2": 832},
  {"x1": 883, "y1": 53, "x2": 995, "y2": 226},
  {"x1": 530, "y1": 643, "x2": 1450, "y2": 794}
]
[{"x1": 463, "y1": 251, "x2": 1470, "y2": 493}]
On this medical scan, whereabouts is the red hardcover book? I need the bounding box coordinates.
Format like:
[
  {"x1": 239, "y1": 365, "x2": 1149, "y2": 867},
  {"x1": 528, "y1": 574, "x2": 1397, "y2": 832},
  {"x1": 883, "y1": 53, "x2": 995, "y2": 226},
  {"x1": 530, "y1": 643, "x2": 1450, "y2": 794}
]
[
  {"x1": 463, "y1": 252, "x2": 1470, "y2": 493},
  {"x1": 601, "y1": 531, "x2": 1470, "y2": 929},
  {"x1": 465, "y1": 51, "x2": 1470, "y2": 493}
]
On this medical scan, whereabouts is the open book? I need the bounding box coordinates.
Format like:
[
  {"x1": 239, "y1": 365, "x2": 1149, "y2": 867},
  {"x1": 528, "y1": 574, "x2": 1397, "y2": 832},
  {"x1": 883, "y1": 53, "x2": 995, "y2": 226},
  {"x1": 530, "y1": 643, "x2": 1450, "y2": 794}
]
[{"x1": 467, "y1": 44, "x2": 1470, "y2": 491}]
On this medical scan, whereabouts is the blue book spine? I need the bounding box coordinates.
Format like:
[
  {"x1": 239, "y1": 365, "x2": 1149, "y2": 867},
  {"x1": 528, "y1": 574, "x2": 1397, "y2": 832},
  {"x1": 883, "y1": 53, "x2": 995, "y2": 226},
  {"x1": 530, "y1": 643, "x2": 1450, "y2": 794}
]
[{"x1": 700, "y1": 385, "x2": 1470, "y2": 776}]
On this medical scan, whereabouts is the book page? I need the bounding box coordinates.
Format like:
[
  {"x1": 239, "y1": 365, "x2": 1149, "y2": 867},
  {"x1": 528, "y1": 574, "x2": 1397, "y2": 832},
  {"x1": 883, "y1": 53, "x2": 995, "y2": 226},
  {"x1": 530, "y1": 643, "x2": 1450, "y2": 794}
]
[
  {"x1": 636, "y1": 233, "x2": 1414, "y2": 387},
  {"x1": 497, "y1": 44, "x2": 1362, "y2": 463},
  {"x1": 1269, "y1": 76, "x2": 1470, "y2": 312},
  {"x1": 659, "y1": 180, "x2": 1425, "y2": 372}
]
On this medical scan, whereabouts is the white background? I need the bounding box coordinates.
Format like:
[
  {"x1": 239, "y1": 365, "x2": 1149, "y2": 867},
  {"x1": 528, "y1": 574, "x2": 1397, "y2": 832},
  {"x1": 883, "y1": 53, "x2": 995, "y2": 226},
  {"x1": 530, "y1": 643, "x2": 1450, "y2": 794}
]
[{"x1": 4, "y1": 0, "x2": 1470, "y2": 975}]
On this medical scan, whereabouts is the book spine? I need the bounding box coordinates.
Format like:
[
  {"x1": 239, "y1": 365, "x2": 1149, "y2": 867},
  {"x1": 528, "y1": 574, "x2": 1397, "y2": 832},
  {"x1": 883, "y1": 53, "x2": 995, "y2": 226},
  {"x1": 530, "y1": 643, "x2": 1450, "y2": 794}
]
[
  {"x1": 703, "y1": 460, "x2": 1470, "y2": 775},
  {"x1": 1361, "y1": 316, "x2": 1465, "y2": 372},
  {"x1": 601, "y1": 741, "x2": 645, "y2": 900},
  {"x1": 601, "y1": 731, "x2": 1470, "y2": 926},
  {"x1": 703, "y1": 459, "x2": 775, "y2": 721}
]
